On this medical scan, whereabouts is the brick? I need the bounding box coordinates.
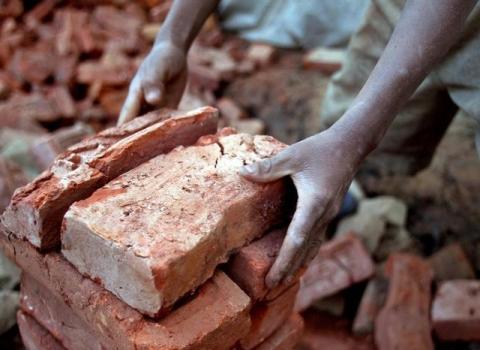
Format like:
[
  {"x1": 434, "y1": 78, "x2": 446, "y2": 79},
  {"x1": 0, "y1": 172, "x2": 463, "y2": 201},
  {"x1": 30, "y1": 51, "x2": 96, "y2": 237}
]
[
  {"x1": 428, "y1": 243, "x2": 475, "y2": 282},
  {"x1": 295, "y1": 233, "x2": 374, "y2": 311},
  {"x1": 375, "y1": 254, "x2": 434, "y2": 350},
  {"x1": 240, "y1": 284, "x2": 299, "y2": 350},
  {"x1": 0, "y1": 233, "x2": 251, "y2": 350},
  {"x1": 62, "y1": 132, "x2": 287, "y2": 316},
  {"x1": 303, "y1": 47, "x2": 345, "y2": 75},
  {"x1": 20, "y1": 273, "x2": 104, "y2": 350},
  {"x1": 1, "y1": 107, "x2": 218, "y2": 250},
  {"x1": 254, "y1": 313, "x2": 304, "y2": 350},
  {"x1": 227, "y1": 228, "x2": 297, "y2": 302},
  {"x1": 217, "y1": 97, "x2": 246, "y2": 125},
  {"x1": 352, "y1": 274, "x2": 389, "y2": 335},
  {"x1": 432, "y1": 280, "x2": 480, "y2": 341},
  {"x1": 298, "y1": 311, "x2": 374, "y2": 350},
  {"x1": 246, "y1": 44, "x2": 275, "y2": 68},
  {"x1": 17, "y1": 311, "x2": 65, "y2": 350}
]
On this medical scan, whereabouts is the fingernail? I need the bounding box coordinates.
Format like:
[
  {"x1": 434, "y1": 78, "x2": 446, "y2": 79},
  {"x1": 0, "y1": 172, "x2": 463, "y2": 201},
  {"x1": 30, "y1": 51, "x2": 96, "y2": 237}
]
[{"x1": 239, "y1": 164, "x2": 256, "y2": 176}]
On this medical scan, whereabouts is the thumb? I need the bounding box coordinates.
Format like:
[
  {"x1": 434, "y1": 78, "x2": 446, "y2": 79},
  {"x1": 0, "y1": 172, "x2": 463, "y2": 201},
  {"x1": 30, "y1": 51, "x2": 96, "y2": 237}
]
[
  {"x1": 144, "y1": 83, "x2": 165, "y2": 106},
  {"x1": 239, "y1": 150, "x2": 293, "y2": 183},
  {"x1": 118, "y1": 83, "x2": 142, "y2": 126}
]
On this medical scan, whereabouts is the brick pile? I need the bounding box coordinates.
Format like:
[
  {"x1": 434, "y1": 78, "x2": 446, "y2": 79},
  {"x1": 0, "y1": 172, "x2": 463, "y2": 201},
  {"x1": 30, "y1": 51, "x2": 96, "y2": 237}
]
[{"x1": 0, "y1": 106, "x2": 305, "y2": 350}]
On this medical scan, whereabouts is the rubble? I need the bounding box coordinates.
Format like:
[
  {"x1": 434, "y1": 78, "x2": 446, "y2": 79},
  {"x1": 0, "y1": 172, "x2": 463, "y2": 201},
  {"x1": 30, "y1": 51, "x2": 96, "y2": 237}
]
[
  {"x1": 254, "y1": 313, "x2": 304, "y2": 350},
  {"x1": 17, "y1": 311, "x2": 65, "y2": 350},
  {"x1": 428, "y1": 243, "x2": 475, "y2": 281},
  {"x1": 0, "y1": 290, "x2": 19, "y2": 335},
  {"x1": 359, "y1": 196, "x2": 408, "y2": 227},
  {"x1": 303, "y1": 47, "x2": 345, "y2": 75},
  {"x1": 432, "y1": 280, "x2": 480, "y2": 341}
]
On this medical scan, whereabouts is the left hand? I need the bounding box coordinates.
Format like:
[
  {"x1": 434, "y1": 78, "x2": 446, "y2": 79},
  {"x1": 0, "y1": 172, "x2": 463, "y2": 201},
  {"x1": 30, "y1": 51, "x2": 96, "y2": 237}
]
[{"x1": 240, "y1": 129, "x2": 364, "y2": 288}]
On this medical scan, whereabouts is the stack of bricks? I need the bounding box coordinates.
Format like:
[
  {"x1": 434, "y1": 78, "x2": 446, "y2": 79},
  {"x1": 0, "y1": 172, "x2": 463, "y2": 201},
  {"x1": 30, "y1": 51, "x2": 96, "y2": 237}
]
[{"x1": 0, "y1": 106, "x2": 304, "y2": 350}]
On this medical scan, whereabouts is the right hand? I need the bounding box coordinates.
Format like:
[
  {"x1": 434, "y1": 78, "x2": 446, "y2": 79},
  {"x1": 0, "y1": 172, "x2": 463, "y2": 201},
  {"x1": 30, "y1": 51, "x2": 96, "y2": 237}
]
[{"x1": 117, "y1": 41, "x2": 188, "y2": 126}]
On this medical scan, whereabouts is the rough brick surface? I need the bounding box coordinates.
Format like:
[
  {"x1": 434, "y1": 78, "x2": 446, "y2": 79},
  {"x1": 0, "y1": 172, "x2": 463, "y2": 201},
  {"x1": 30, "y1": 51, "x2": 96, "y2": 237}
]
[
  {"x1": 254, "y1": 313, "x2": 304, "y2": 350},
  {"x1": 1, "y1": 107, "x2": 218, "y2": 250},
  {"x1": 17, "y1": 311, "x2": 65, "y2": 350},
  {"x1": 62, "y1": 133, "x2": 287, "y2": 316},
  {"x1": 432, "y1": 280, "x2": 480, "y2": 341},
  {"x1": 227, "y1": 228, "x2": 298, "y2": 302},
  {"x1": 240, "y1": 283, "x2": 299, "y2": 350},
  {"x1": 20, "y1": 274, "x2": 105, "y2": 350},
  {"x1": 375, "y1": 254, "x2": 434, "y2": 350},
  {"x1": 352, "y1": 274, "x2": 388, "y2": 335},
  {"x1": 428, "y1": 243, "x2": 475, "y2": 282},
  {"x1": 0, "y1": 233, "x2": 251, "y2": 350},
  {"x1": 295, "y1": 233, "x2": 374, "y2": 311}
]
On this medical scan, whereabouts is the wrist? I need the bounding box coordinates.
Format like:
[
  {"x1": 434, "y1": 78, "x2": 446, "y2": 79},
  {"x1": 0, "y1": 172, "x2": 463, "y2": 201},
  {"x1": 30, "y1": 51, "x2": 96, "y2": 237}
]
[{"x1": 154, "y1": 29, "x2": 189, "y2": 54}]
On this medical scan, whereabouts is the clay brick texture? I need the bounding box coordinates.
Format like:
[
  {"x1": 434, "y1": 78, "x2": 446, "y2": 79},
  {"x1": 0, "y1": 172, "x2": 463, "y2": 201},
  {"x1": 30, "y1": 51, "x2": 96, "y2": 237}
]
[
  {"x1": 17, "y1": 311, "x2": 65, "y2": 350},
  {"x1": 375, "y1": 254, "x2": 434, "y2": 350},
  {"x1": 432, "y1": 280, "x2": 480, "y2": 341},
  {"x1": 1, "y1": 107, "x2": 218, "y2": 250},
  {"x1": 254, "y1": 313, "x2": 304, "y2": 350},
  {"x1": 1, "y1": 232, "x2": 252, "y2": 350},
  {"x1": 61, "y1": 132, "x2": 288, "y2": 316}
]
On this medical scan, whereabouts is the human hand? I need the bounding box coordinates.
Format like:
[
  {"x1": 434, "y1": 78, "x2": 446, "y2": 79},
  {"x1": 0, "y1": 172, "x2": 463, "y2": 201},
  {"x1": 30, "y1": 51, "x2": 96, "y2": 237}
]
[
  {"x1": 240, "y1": 129, "x2": 365, "y2": 288},
  {"x1": 117, "y1": 41, "x2": 188, "y2": 126}
]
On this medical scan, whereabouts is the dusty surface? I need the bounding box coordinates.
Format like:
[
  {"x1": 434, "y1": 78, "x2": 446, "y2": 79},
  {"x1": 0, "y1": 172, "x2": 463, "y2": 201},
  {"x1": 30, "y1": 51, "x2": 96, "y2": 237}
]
[{"x1": 62, "y1": 132, "x2": 287, "y2": 316}]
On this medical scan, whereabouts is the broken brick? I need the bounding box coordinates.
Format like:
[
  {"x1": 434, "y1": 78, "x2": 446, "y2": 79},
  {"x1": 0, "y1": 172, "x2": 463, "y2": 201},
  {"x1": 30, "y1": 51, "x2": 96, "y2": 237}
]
[
  {"x1": 240, "y1": 284, "x2": 299, "y2": 350},
  {"x1": 0, "y1": 233, "x2": 251, "y2": 350},
  {"x1": 375, "y1": 254, "x2": 434, "y2": 350},
  {"x1": 17, "y1": 311, "x2": 65, "y2": 350},
  {"x1": 432, "y1": 280, "x2": 480, "y2": 341},
  {"x1": 303, "y1": 47, "x2": 345, "y2": 75},
  {"x1": 227, "y1": 228, "x2": 297, "y2": 302},
  {"x1": 352, "y1": 273, "x2": 389, "y2": 335},
  {"x1": 295, "y1": 233, "x2": 374, "y2": 311},
  {"x1": 428, "y1": 243, "x2": 475, "y2": 282},
  {"x1": 217, "y1": 97, "x2": 246, "y2": 124},
  {"x1": 1, "y1": 107, "x2": 218, "y2": 250},
  {"x1": 246, "y1": 44, "x2": 275, "y2": 68},
  {"x1": 254, "y1": 313, "x2": 304, "y2": 350},
  {"x1": 62, "y1": 132, "x2": 287, "y2": 316}
]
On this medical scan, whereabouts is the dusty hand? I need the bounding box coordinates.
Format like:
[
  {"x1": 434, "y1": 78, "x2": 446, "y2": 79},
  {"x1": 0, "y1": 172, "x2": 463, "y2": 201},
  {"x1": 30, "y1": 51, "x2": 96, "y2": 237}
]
[
  {"x1": 118, "y1": 41, "x2": 188, "y2": 126},
  {"x1": 240, "y1": 129, "x2": 363, "y2": 288}
]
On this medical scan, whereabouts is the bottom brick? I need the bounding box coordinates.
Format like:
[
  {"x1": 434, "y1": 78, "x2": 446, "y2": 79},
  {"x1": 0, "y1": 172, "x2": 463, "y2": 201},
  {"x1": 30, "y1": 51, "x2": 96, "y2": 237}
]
[
  {"x1": 17, "y1": 310, "x2": 65, "y2": 350},
  {"x1": 254, "y1": 313, "x2": 304, "y2": 350},
  {"x1": 432, "y1": 280, "x2": 480, "y2": 341}
]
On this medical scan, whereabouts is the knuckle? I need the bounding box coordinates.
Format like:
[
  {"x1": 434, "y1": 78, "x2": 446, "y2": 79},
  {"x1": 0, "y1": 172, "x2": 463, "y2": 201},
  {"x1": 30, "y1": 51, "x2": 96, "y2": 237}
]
[{"x1": 290, "y1": 234, "x2": 307, "y2": 250}]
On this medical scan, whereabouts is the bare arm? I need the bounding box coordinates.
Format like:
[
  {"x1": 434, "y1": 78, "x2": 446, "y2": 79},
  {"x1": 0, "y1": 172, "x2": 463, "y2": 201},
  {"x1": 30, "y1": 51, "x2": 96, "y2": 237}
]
[
  {"x1": 241, "y1": 0, "x2": 478, "y2": 287},
  {"x1": 118, "y1": 0, "x2": 219, "y2": 125}
]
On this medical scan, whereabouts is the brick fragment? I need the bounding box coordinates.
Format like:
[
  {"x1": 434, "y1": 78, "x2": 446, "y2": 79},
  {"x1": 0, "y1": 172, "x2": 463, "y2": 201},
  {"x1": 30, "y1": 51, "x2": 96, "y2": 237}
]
[
  {"x1": 254, "y1": 313, "x2": 304, "y2": 350},
  {"x1": 246, "y1": 44, "x2": 275, "y2": 68},
  {"x1": 432, "y1": 280, "x2": 480, "y2": 341},
  {"x1": 227, "y1": 228, "x2": 296, "y2": 301},
  {"x1": 352, "y1": 273, "x2": 389, "y2": 335},
  {"x1": 295, "y1": 233, "x2": 374, "y2": 311},
  {"x1": 2, "y1": 107, "x2": 218, "y2": 250},
  {"x1": 217, "y1": 97, "x2": 246, "y2": 125},
  {"x1": 0, "y1": 233, "x2": 251, "y2": 350},
  {"x1": 428, "y1": 243, "x2": 475, "y2": 282},
  {"x1": 62, "y1": 132, "x2": 287, "y2": 316},
  {"x1": 17, "y1": 311, "x2": 65, "y2": 350},
  {"x1": 375, "y1": 254, "x2": 434, "y2": 350},
  {"x1": 240, "y1": 284, "x2": 299, "y2": 350}
]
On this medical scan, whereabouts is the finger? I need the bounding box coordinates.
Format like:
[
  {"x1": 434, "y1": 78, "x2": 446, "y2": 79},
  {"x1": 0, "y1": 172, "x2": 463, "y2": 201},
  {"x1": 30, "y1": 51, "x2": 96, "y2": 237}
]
[
  {"x1": 118, "y1": 83, "x2": 143, "y2": 126},
  {"x1": 303, "y1": 225, "x2": 327, "y2": 267},
  {"x1": 266, "y1": 192, "x2": 327, "y2": 288},
  {"x1": 239, "y1": 149, "x2": 294, "y2": 183},
  {"x1": 144, "y1": 83, "x2": 165, "y2": 106}
]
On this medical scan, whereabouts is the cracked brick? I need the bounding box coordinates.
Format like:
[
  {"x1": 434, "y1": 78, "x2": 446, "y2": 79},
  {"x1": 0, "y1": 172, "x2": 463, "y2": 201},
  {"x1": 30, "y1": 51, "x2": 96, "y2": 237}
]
[{"x1": 17, "y1": 311, "x2": 65, "y2": 350}]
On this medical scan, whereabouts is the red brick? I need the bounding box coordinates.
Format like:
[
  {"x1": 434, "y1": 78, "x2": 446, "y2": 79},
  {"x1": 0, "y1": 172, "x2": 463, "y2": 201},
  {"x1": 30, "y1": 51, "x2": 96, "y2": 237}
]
[
  {"x1": 0, "y1": 233, "x2": 251, "y2": 350},
  {"x1": 428, "y1": 243, "x2": 475, "y2": 282},
  {"x1": 295, "y1": 233, "x2": 374, "y2": 311},
  {"x1": 20, "y1": 274, "x2": 104, "y2": 350},
  {"x1": 1, "y1": 107, "x2": 218, "y2": 250},
  {"x1": 240, "y1": 284, "x2": 299, "y2": 350},
  {"x1": 432, "y1": 280, "x2": 480, "y2": 341},
  {"x1": 254, "y1": 313, "x2": 304, "y2": 350},
  {"x1": 303, "y1": 47, "x2": 345, "y2": 75},
  {"x1": 62, "y1": 132, "x2": 287, "y2": 316},
  {"x1": 298, "y1": 311, "x2": 374, "y2": 350},
  {"x1": 17, "y1": 311, "x2": 65, "y2": 350},
  {"x1": 246, "y1": 44, "x2": 275, "y2": 68},
  {"x1": 375, "y1": 254, "x2": 434, "y2": 350},
  {"x1": 352, "y1": 273, "x2": 388, "y2": 335},
  {"x1": 217, "y1": 97, "x2": 246, "y2": 125},
  {"x1": 227, "y1": 228, "x2": 298, "y2": 302}
]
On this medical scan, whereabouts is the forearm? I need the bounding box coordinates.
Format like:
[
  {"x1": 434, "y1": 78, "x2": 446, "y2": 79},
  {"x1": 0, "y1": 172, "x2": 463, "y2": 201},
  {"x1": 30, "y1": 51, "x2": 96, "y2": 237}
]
[
  {"x1": 155, "y1": 0, "x2": 220, "y2": 52},
  {"x1": 330, "y1": 0, "x2": 477, "y2": 157}
]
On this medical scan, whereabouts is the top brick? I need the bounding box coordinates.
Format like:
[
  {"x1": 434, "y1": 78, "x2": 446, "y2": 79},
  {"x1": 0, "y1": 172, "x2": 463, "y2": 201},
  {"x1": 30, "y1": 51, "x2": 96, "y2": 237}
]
[
  {"x1": 62, "y1": 132, "x2": 288, "y2": 317},
  {"x1": 1, "y1": 107, "x2": 218, "y2": 250}
]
